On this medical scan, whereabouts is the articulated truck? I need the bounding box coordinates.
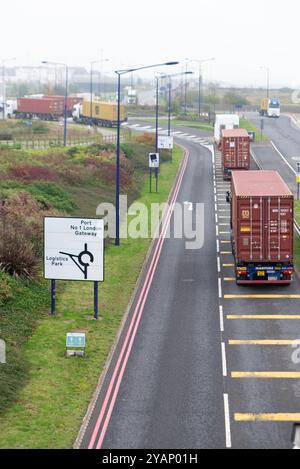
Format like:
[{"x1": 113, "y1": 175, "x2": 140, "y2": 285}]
[
  {"x1": 228, "y1": 171, "x2": 294, "y2": 285},
  {"x1": 259, "y1": 98, "x2": 280, "y2": 118}
]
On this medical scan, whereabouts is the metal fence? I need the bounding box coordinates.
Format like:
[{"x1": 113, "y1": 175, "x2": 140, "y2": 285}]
[{"x1": 0, "y1": 129, "x2": 132, "y2": 150}]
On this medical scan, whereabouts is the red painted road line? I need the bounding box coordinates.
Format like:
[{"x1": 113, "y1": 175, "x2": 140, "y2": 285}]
[
  {"x1": 96, "y1": 165, "x2": 187, "y2": 448},
  {"x1": 88, "y1": 149, "x2": 189, "y2": 449}
]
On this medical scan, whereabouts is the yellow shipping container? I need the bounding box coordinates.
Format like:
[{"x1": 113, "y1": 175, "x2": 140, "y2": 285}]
[
  {"x1": 261, "y1": 98, "x2": 268, "y2": 112},
  {"x1": 81, "y1": 101, "x2": 126, "y2": 123}
]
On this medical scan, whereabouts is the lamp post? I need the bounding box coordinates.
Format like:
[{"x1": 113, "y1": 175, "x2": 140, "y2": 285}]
[
  {"x1": 42, "y1": 61, "x2": 68, "y2": 146},
  {"x1": 160, "y1": 71, "x2": 194, "y2": 139},
  {"x1": 189, "y1": 58, "x2": 215, "y2": 117},
  {"x1": 90, "y1": 58, "x2": 109, "y2": 121},
  {"x1": 114, "y1": 61, "x2": 179, "y2": 246},
  {"x1": 2, "y1": 58, "x2": 16, "y2": 120},
  {"x1": 261, "y1": 66, "x2": 270, "y2": 99}
]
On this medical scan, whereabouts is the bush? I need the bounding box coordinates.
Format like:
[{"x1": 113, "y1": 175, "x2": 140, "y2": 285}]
[
  {"x1": 9, "y1": 164, "x2": 58, "y2": 183},
  {"x1": 121, "y1": 143, "x2": 135, "y2": 159},
  {"x1": 136, "y1": 133, "x2": 155, "y2": 145},
  {"x1": 0, "y1": 272, "x2": 12, "y2": 305},
  {"x1": 0, "y1": 193, "x2": 58, "y2": 278}
]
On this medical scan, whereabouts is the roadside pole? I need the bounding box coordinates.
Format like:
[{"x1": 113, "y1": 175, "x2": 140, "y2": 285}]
[{"x1": 297, "y1": 162, "x2": 300, "y2": 201}]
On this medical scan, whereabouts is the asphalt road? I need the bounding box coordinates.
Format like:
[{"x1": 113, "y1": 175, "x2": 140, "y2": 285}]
[{"x1": 77, "y1": 118, "x2": 300, "y2": 450}]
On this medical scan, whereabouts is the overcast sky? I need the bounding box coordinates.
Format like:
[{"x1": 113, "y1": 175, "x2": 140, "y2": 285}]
[{"x1": 2, "y1": 0, "x2": 300, "y2": 88}]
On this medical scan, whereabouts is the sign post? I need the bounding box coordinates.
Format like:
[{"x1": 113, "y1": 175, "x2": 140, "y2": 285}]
[
  {"x1": 149, "y1": 153, "x2": 160, "y2": 193},
  {"x1": 44, "y1": 217, "x2": 104, "y2": 320},
  {"x1": 158, "y1": 135, "x2": 174, "y2": 163},
  {"x1": 260, "y1": 118, "x2": 264, "y2": 141}
]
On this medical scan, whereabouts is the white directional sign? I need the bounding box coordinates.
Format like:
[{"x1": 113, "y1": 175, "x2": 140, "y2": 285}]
[
  {"x1": 158, "y1": 136, "x2": 174, "y2": 150},
  {"x1": 44, "y1": 217, "x2": 104, "y2": 282},
  {"x1": 149, "y1": 153, "x2": 160, "y2": 169}
]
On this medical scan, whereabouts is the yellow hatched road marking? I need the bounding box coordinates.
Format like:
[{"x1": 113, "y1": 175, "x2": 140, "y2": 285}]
[
  {"x1": 221, "y1": 252, "x2": 232, "y2": 255},
  {"x1": 223, "y1": 264, "x2": 234, "y2": 267},
  {"x1": 227, "y1": 315, "x2": 300, "y2": 320},
  {"x1": 224, "y1": 278, "x2": 235, "y2": 282},
  {"x1": 221, "y1": 240, "x2": 231, "y2": 244},
  {"x1": 232, "y1": 372, "x2": 300, "y2": 379},
  {"x1": 220, "y1": 232, "x2": 230, "y2": 235},
  {"x1": 229, "y1": 340, "x2": 300, "y2": 346},
  {"x1": 235, "y1": 414, "x2": 300, "y2": 422},
  {"x1": 225, "y1": 295, "x2": 300, "y2": 299}
]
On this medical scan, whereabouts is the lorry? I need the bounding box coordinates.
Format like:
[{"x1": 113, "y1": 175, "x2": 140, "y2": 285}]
[
  {"x1": 221, "y1": 129, "x2": 250, "y2": 180},
  {"x1": 228, "y1": 171, "x2": 294, "y2": 285},
  {"x1": 259, "y1": 97, "x2": 280, "y2": 118},
  {"x1": 214, "y1": 114, "x2": 240, "y2": 146},
  {"x1": 15, "y1": 96, "x2": 82, "y2": 120},
  {"x1": 72, "y1": 101, "x2": 126, "y2": 127}
]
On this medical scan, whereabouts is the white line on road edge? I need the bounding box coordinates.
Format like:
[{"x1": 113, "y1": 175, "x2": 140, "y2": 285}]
[
  {"x1": 216, "y1": 226, "x2": 219, "y2": 238},
  {"x1": 222, "y1": 342, "x2": 228, "y2": 377},
  {"x1": 270, "y1": 140, "x2": 296, "y2": 175},
  {"x1": 219, "y1": 305, "x2": 224, "y2": 332},
  {"x1": 218, "y1": 278, "x2": 223, "y2": 299},
  {"x1": 224, "y1": 394, "x2": 232, "y2": 449},
  {"x1": 217, "y1": 240, "x2": 220, "y2": 254}
]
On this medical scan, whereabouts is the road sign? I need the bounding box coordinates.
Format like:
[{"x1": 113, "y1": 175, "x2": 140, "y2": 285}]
[
  {"x1": 158, "y1": 136, "x2": 174, "y2": 150},
  {"x1": 66, "y1": 333, "x2": 86, "y2": 348},
  {"x1": 296, "y1": 174, "x2": 300, "y2": 183},
  {"x1": 149, "y1": 153, "x2": 160, "y2": 169},
  {"x1": 44, "y1": 217, "x2": 104, "y2": 282}
]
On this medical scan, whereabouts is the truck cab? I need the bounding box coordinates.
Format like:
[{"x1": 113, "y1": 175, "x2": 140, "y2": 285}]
[{"x1": 260, "y1": 98, "x2": 280, "y2": 118}]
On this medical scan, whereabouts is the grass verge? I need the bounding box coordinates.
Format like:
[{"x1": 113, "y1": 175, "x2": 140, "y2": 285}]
[
  {"x1": 0, "y1": 146, "x2": 183, "y2": 449},
  {"x1": 240, "y1": 117, "x2": 268, "y2": 142}
]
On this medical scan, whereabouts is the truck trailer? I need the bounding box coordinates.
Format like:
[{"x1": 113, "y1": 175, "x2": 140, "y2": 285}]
[
  {"x1": 214, "y1": 114, "x2": 240, "y2": 146},
  {"x1": 221, "y1": 129, "x2": 250, "y2": 180},
  {"x1": 259, "y1": 98, "x2": 280, "y2": 118},
  {"x1": 72, "y1": 101, "x2": 126, "y2": 127},
  {"x1": 229, "y1": 171, "x2": 294, "y2": 285},
  {"x1": 15, "y1": 96, "x2": 82, "y2": 120}
]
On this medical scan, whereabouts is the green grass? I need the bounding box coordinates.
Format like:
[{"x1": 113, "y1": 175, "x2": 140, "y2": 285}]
[
  {"x1": 0, "y1": 146, "x2": 183, "y2": 449},
  {"x1": 240, "y1": 117, "x2": 268, "y2": 142},
  {"x1": 144, "y1": 117, "x2": 213, "y2": 132}
]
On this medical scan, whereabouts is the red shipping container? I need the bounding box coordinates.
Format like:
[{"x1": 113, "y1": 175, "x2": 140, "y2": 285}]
[
  {"x1": 17, "y1": 97, "x2": 64, "y2": 117},
  {"x1": 47, "y1": 96, "x2": 82, "y2": 112},
  {"x1": 231, "y1": 171, "x2": 294, "y2": 284},
  {"x1": 221, "y1": 129, "x2": 250, "y2": 180}
]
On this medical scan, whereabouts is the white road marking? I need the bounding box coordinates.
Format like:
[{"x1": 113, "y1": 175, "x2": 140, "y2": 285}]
[
  {"x1": 270, "y1": 141, "x2": 296, "y2": 175},
  {"x1": 217, "y1": 257, "x2": 221, "y2": 273},
  {"x1": 218, "y1": 278, "x2": 223, "y2": 299},
  {"x1": 222, "y1": 342, "x2": 228, "y2": 377},
  {"x1": 224, "y1": 394, "x2": 232, "y2": 449},
  {"x1": 219, "y1": 305, "x2": 224, "y2": 332}
]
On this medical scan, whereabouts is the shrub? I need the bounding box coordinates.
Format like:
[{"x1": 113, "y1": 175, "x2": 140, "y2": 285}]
[
  {"x1": 0, "y1": 193, "x2": 58, "y2": 278},
  {"x1": 136, "y1": 133, "x2": 155, "y2": 145},
  {"x1": 0, "y1": 272, "x2": 12, "y2": 305},
  {"x1": 121, "y1": 143, "x2": 135, "y2": 159},
  {"x1": 9, "y1": 164, "x2": 58, "y2": 183}
]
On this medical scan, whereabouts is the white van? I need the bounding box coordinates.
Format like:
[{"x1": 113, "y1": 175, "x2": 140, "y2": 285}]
[{"x1": 214, "y1": 114, "x2": 240, "y2": 145}]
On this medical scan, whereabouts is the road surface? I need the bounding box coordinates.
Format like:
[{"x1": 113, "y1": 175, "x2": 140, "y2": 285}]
[{"x1": 76, "y1": 124, "x2": 300, "y2": 450}]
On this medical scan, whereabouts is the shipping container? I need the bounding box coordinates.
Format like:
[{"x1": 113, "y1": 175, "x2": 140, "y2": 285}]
[
  {"x1": 230, "y1": 171, "x2": 294, "y2": 284},
  {"x1": 73, "y1": 101, "x2": 126, "y2": 127},
  {"x1": 48, "y1": 96, "x2": 83, "y2": 113},
  {"x1": 16, "y1": 97, "x2": 64, "y2": 119},
  {"x1": 221, "y1": 129, "x2": 250, "y2": 180}
]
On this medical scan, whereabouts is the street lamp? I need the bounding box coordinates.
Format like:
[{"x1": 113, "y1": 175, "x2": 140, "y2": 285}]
[
  {"x1": 160, "y1": 71, "x2": 194, "y2": 138},
  {"x1": 190, "y1": 58, "x2": 215, "y2": 117},
  {"x1": 114, "y1": 61, "x2": 179, "y2": 246},
  {"x1": 260, "y1": 66, "x2": 270, "y2": 99},
  {"x1": 2, "y1": 57, "x2": 16, "y2": 120},
  {"x1": 90, "y1": 58, "x2": 109, "y2": 122},
  {"x1": 42, "y1": 61, "x2": 68, "y2": 146}
]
